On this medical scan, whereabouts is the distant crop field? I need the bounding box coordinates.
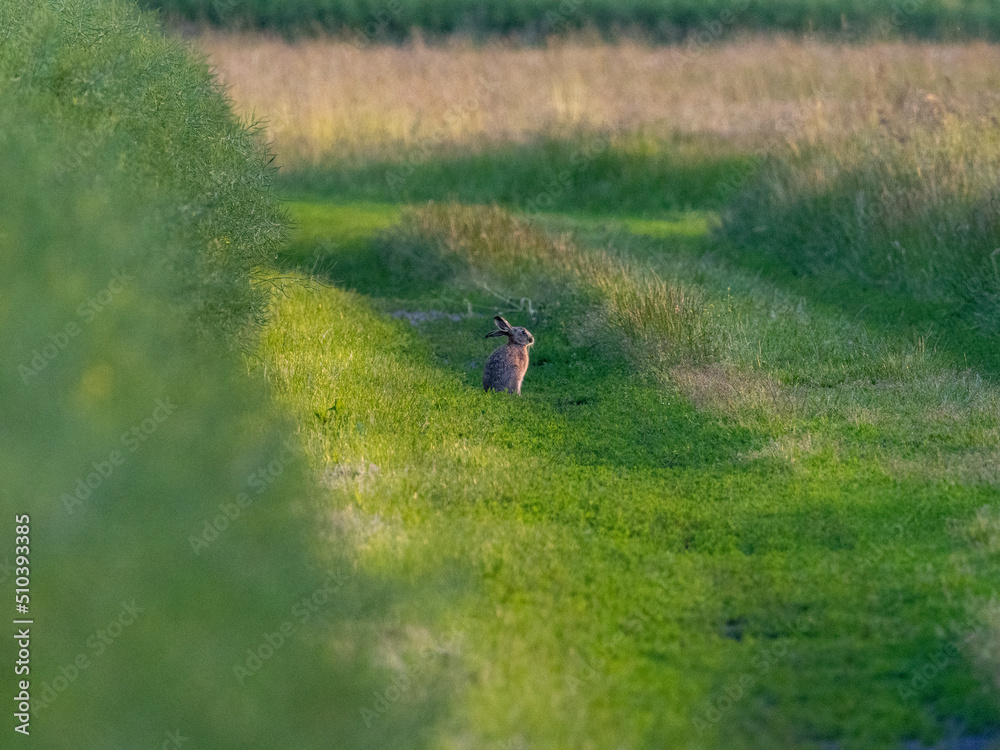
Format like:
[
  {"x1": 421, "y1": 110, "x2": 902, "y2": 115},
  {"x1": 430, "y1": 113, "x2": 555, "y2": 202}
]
[{"x1": 153, "y1": 0, "x2": 1000, "y2": 40}]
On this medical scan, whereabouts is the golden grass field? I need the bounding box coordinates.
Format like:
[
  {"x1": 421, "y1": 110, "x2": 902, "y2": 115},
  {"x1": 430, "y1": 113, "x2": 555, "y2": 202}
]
[{"x1": 200, "y1": 34, "x2": 1000, "y2": 163}]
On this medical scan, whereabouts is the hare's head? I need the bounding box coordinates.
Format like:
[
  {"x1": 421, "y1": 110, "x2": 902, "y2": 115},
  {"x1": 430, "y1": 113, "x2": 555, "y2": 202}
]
[{"x1": 486, "y1": 316, "x2": 534, "y2": 347}]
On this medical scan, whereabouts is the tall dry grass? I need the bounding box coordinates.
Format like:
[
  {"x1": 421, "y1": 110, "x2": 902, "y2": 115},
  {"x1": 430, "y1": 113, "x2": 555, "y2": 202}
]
[{"x1": 200, "y1": 33, "x2": 1000, "y2": 164}]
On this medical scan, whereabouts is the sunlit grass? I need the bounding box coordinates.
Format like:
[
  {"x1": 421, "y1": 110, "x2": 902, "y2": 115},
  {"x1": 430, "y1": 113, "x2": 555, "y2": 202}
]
[{"x1": 624, "y1": 214, "x2": 713, "y2": 239}]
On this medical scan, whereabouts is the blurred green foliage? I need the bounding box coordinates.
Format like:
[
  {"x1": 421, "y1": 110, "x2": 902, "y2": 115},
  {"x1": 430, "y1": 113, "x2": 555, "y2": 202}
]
[
  {"x1": 0, "y1": 0, "x2": 439, "y2": 746},
  {"x1": 146, "y1": 0, "x2": 1000, "y2": 41}
]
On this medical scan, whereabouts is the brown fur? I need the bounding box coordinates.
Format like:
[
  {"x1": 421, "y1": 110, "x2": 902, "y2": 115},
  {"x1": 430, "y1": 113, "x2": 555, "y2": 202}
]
[{"x1": 483, "y1": 316, "x2": 534, "y2": 395}]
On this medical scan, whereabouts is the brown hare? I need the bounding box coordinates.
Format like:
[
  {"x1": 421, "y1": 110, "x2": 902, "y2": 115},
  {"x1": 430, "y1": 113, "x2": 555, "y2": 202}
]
[{"x1": 483, "y1": 316, "x2": 535, "y2": 395}]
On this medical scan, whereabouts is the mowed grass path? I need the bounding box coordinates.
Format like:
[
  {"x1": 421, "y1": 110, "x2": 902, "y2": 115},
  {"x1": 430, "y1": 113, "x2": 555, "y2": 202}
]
[{"x1": 260, "y1": 199, "x2": 1000, "y2": 749}]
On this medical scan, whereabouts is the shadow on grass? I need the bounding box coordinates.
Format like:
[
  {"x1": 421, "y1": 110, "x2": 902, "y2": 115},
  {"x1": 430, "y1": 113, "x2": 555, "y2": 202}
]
[
  {"x1": 710, "y1": 238, "x2": 1000, "y2": 379},
  {"x1": 277, "y1": 133, "x2": 756, "y2": 219},
  {"x1": 748, "y1": 256, "x2": 998, "y2": 371}
]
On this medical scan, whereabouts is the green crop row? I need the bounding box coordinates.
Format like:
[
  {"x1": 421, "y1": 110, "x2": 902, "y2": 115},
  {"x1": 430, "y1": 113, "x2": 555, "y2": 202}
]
[{"x1": 147, "y1": 0, "x2": 1000, "y2": 41}]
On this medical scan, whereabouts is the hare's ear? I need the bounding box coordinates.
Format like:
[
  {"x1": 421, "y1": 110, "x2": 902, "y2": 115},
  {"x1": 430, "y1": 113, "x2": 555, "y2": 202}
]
[{"x1": 494, "y1": 316, "x2": 512, "y2": 331}]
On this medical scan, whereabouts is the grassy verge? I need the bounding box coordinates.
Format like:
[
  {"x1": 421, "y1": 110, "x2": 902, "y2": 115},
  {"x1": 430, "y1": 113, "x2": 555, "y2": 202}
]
[{"x1": 262, "y1": 198, "x2": 1000, "y2": 748}]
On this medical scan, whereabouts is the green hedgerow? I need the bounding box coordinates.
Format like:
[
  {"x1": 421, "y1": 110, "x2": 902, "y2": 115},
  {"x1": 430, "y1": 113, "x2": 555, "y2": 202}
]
[
  {"x1": 0, "y1": 1, "x2": 438, "y2": 747},
  {"x1": 145, "y1": 0, "x2": 1000, "y2": 41}
]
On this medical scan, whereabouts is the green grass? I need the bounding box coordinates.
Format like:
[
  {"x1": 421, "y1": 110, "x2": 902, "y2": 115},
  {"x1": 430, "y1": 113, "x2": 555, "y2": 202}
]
[
  {"x1": 149, "y1": 0, "x2": 1000, "y2": 41},
  {"x1": 261, "y1": 195, "x2": 1000, "y2": 748}
]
